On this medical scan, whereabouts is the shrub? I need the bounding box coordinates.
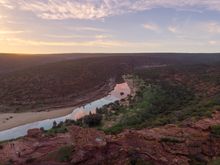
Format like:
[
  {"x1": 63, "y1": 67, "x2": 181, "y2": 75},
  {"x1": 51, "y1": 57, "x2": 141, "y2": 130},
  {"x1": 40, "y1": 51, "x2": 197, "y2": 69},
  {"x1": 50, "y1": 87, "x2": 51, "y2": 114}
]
[
  {"x1": 160, "y1": 137, "x2": 183, "y2": 143},
  {"x1": 129, "y1": 151, "x2": 153, "y2": 165},
  {"x1": 57, "y1": 145, "x2": 73, "y2": 162},
  {"x1": 83, "y1": 113, "x2": 102, "y2": 127},
  {"x1": 52, "y1": 121, "x2": 57, "y2": 128},
  {"x1": 104, "y1": 124, "x2": 124, "y2": 134},
  {"x1": 208, "y1": 157, "x2": 220, "y2": 165},
  {"x1": 0, "y1": 145, "x2": 3, "y2": 150},
  {"x1": 211, "y1": 125, "x2": 220, "y2": 137},
  {"x1": 25, "y1": 157, "x2": 35, "y2": 164},
  {"x1": 5, "y1": 159, "x2": 14, "y2": 165},
  {"x1": 45, "y1": 124, "x2": 68, "y2": 136},
  {"x1": 64, "y1": 119, "x2": 76, "y2": 126}
]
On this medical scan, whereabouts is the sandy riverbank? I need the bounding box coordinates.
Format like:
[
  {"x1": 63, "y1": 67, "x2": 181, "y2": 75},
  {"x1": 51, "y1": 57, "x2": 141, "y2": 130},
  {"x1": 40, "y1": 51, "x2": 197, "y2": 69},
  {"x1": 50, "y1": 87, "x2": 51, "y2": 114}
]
[
  {"x1": 0, "y1": 107, "x2": 75, "y2": 131},
  {"x1": 0, "y1": 80, "x2": 116, "y2": 131},
  {"x1": 0, "y1": 78, "x2": 133, "y2": 132}
]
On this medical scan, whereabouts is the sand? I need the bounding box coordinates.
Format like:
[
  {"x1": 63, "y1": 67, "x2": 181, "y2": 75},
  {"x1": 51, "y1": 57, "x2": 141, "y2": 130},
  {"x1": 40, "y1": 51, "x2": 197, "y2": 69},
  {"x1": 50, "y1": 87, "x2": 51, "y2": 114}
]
[
  {"x1": 0, "y1": 78, "x2": 134, "y2": 132},
  {"x1": 0, "y1": 107, "x2": 74, "y2": 131},
  {"x1": 0, "y1": 81, "x2": 115, "y2": 132}
]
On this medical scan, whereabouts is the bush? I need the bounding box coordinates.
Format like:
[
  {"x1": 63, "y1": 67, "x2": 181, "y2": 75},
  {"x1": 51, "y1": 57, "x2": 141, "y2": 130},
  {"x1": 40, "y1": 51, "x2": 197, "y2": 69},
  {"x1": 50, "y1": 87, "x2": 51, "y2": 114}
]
[
  {"x1": 208, "y1": 157, "x2": 220, "y2": 165},
  {"x1": 45, "y1": 124, "x2": 68, "y2": 136},
  {"x1": 129, "y1": 150, "x2": 153, "y2": 165},
  {"x1": 83, "y1": 113, "x2": 102, "y2": 127},
  {"x1": 5, "y1": 159, "x2": 14, "y2": 165},
  {"x1": 53, "y1": 121, "x2": 57, "y2": 128},
  {"x1": 104, "y1": 124, "x2": 124, "y2": 134},
  {"x1": 0, "y1": 145, "x2": 3, "y2": 150},
  {"x1": 211, "y1": 125, "x2": 220, "y2": 137},
  {"x1": 25, "y1": 157, "x2": 35, "y2": 164},
  {"x1": 57, "y1": 145, "x2": 73, "y2": 162},
  {"x1": 130, "y1": 158, "x2": 153, "y2": 165},
  {"x1": 160, "y1": 137, "x2": 183, "y2": 143},
  {"x1": 64, "y1": 119, "x2": 76, "y2": 126}
]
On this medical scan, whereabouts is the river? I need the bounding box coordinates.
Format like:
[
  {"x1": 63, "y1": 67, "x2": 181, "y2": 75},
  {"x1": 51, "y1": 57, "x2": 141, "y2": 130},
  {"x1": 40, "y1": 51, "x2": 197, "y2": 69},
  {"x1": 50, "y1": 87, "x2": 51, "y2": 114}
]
[{"x1": 0, "y1": 82, "x2": 130, "y2": 141}]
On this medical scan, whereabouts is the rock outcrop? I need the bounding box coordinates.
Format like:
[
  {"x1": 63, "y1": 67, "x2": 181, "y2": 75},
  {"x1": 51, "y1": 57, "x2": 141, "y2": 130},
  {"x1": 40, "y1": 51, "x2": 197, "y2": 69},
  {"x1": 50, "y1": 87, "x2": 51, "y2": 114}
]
[
  {"x1": 1, "y1": 112, "x2": 220, "y2": 165},
  {"x1": 27, "y1": 128, "x2": 43, "y2": 138}
]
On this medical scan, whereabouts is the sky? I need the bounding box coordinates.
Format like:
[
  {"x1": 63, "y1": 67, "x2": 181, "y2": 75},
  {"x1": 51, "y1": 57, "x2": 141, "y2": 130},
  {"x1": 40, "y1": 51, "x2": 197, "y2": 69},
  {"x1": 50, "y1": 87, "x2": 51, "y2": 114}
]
[{"x1": 1, "y1": 0, "x2": 220, "y2": 54}]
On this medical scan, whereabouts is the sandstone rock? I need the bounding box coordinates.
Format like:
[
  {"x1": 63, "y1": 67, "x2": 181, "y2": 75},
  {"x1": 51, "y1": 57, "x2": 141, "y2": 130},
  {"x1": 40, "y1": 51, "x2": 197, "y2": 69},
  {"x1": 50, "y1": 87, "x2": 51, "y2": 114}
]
[{"x1": 2, "y1": 112, "x2": 220, "y2": 165}]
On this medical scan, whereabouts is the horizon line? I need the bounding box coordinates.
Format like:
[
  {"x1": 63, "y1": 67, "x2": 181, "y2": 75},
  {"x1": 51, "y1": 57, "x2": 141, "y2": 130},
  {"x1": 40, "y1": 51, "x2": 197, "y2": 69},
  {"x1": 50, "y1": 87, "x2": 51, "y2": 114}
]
[{"x1": 1, "y1": 52, "x2": 220, "y2": 56}]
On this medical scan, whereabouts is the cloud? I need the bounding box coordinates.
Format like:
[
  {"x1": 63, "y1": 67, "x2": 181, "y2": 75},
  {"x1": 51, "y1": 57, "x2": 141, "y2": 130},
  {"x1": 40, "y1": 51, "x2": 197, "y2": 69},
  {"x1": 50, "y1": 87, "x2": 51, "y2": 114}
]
[
  {"x1": 0, "y1": 0, "x2": 14, "y2": 9},
  {"x1": 0, "y1": 30, "x2": 26, "y2": 34},
  {"x1": 67, "y1": 26, "x2": 107, "y2": 32},
  {"x1": 95, "y1": 34, "x2": 112, "y2": 39},
  {"x1": 45, "y1": 34, "x2": 112, "y2": 40},
  {"x1": 18, "y1": 0, "x2": 112, "y2": 20},
  {"x1": 0, "y1": 37, "x2": 159, "y2": 49},
  {"x1": 2, "y1": 0, "x2": 220, "y2": 20},
  {"x1": 208, "y1": 40, "x2": 218, "y2": 45},
  {"x1": 45, "y1": 34, "x2": 89, "y2": 39},
  {"x1": 0, "y1": 15, "x2": 7, "y2": 19},
  {"x1": 165, "y1": 21, "x2": 220, "y2": 44},
  {"x1": 204, "y1": 22, "x2": 220, "y2": 34},
  {"x1": 143, "y1": 23, "x2": 160, "y2": 32},
  {"x1": 168, "y1": 26, "x2": 179, "y2": 33}
]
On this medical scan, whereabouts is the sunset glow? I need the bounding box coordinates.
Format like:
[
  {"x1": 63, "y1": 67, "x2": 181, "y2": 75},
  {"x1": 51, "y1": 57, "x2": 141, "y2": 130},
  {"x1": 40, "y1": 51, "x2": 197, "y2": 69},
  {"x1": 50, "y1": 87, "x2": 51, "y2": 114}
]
[{"x1": 1, "y1": 0, "x2": 220, "y2": 54}]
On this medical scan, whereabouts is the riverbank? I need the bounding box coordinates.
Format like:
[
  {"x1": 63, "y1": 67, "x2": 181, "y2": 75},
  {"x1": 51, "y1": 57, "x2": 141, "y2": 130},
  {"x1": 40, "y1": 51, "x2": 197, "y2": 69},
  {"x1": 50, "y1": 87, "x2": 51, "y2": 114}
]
[
  {"x1": 0, "y1": 82, "x2": 130, "y2": 142},
  {"x1": 0, "y1": 80, "x2": 116, "y2": 131},
  {"x1": 0, "y1": 107, "x2": 74, "y2": 131}
]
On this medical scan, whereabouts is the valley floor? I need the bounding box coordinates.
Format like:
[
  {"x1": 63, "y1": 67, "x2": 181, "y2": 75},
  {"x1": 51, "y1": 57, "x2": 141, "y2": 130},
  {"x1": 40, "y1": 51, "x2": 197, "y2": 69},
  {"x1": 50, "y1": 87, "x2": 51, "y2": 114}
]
[{"x1": 0, "y1": 81, "x2": 115, "y2": 131}]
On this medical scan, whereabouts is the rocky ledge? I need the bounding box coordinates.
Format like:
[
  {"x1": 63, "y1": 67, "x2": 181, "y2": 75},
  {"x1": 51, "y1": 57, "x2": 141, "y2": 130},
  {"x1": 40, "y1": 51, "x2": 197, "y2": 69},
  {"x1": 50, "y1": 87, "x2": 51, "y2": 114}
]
[{"x1": 1, "y1": 111, "x2": 220, "y2": 165}]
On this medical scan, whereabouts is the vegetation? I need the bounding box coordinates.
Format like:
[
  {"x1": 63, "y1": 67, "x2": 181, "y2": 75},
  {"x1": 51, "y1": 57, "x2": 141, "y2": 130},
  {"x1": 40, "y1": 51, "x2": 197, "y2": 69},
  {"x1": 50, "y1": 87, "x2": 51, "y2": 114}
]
[
  {"x1": 83, "y1": 113, "x2": 102, "y2": 127},
  {"x1": 129, "y1": 149, "x2": 154, "y2": 165},
  {"x1": 103, "y1": 82, "x2": 195, "y2": 134},
  {"x1": 189, "y1": 157, "x2": 206, "y2": 165},
  {"x1": 75, "y1": 113, "x2": 103, "y2": 127},
  {"x1": 1, "y1": 54, "x2": 218, "y2": 113},
  {"x1": 0, "y1": 56, "x2": 153, "y2": 112},
  {"x1": 25, "y1": 157, "x2": 36, "y2": 164},
  {"x1": 0, "y1": 145, "x2": 3, "y2": 150},
  {"x1": 57, "y1": 145, "x2": 73, "y2": 162},
  {"x1": 44, "y1": 121, "x2": 68, "y2": 136},
  {"x1": 4, "y1": 159, "x2": 14, "y2": 165},
  {"x1": 97, "y1": 63, "x2": 220, "y2": 134},
  {"x1": 160, "y1": 137, "x2": 183, "y2": 143},
  {"x1": 46, "y1": 145, "x2": 74, "y2": 162},
  {"x1": 211, "y1": 125, "x2": 220, "y2": 137},
  {"x1": 0, "y1": 55, "x2": 219, "y2": 165},
  {"x1": 130, "y1": 158, "x2": 154, "y2": 165},
  {"x1": 208, "y1": 157, "x2": 220, "y2": 165}
]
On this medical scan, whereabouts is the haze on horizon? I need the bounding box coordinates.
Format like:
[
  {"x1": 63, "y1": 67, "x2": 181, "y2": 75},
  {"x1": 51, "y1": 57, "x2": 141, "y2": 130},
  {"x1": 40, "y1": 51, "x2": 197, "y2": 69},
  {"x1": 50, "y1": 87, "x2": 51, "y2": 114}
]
[{"x1": 1, "y1": 0, "x2": 220, "y2": 54}]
